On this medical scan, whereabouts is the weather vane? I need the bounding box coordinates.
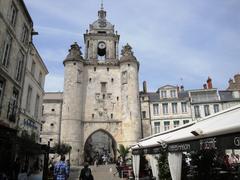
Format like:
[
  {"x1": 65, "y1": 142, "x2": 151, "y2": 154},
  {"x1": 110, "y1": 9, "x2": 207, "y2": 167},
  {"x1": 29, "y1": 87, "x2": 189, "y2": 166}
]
[{"x1": 101, "y1": 0, "x2": 104, "y2": 10}]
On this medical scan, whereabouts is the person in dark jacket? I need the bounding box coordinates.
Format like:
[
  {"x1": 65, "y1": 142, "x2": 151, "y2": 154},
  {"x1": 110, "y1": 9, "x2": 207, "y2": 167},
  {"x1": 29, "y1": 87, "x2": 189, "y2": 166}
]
[{"x1": 79, "y1": 163, "x2": 94, "y2": 180}]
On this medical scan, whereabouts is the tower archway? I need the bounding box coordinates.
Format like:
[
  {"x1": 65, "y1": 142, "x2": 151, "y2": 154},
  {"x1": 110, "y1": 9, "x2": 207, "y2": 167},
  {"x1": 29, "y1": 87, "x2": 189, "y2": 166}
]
[{"x1": 84, "y1": 129, "x2": 117, "y2": 165}]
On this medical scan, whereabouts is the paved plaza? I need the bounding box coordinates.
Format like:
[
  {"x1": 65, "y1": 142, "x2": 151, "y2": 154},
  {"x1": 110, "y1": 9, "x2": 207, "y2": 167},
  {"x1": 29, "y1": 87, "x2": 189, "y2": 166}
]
[{"x1": 69, "y1": 164, "x2": 123, "y2": 180}]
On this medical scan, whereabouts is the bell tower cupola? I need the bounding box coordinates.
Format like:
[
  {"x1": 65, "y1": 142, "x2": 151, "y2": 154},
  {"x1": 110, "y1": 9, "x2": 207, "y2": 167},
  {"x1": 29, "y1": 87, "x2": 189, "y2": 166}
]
[{"x1": 84, "y1": 3, "x2": 120, "y2": 61}]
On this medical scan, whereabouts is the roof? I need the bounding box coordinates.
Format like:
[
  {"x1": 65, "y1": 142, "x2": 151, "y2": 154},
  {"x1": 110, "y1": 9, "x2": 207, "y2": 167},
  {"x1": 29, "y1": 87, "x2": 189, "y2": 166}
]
[
  {"x1": 44, "y1": 92, "x2": 63, "y2": 101},
  {"x1": 20, "y1": 0, "x2": 33, "y2": 25},
  {"x1": 178, "y1": 91, "x2": 189, "y2": 99},
  {"x1": 219, "y1": 90, "x2": 240, "y2": 102},
  {"x1": 148, "y1": 92, "x2": 159, "y2": 102}
]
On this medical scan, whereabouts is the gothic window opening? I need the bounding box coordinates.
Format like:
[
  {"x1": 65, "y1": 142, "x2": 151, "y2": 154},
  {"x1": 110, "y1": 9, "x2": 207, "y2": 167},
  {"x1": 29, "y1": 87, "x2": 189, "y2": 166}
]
[{"x1": 101, "y1": 82, "x2": 107, "y2": 93}]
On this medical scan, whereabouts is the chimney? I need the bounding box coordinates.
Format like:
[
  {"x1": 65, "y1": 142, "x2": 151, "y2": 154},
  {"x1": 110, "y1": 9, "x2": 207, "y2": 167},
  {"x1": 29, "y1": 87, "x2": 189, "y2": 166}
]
[
  {"x1": 207, "y1": 77, "x2": 212, "y2": 89},
  {"x1": 180, "y1": 85, "x2": 184, "y2": 91},
  {"x1": 203, "y1": 84, "x2": 207, "y2": 89},
  {"x1": 143, "y1": 81, "x2": 147, "y2": 93}
]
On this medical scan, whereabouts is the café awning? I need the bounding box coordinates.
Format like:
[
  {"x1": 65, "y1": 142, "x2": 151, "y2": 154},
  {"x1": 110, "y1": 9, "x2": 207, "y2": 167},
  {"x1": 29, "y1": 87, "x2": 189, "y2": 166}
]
[{"x1": 132, "y1": 104, "x2": 240, "y2": 154}]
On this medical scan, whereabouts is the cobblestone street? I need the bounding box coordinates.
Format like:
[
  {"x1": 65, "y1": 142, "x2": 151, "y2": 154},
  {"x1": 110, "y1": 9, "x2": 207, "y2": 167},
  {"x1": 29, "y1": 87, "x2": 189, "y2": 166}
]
[{"x1": 69, "y1": 164, "x2": 123, "y2": 180}]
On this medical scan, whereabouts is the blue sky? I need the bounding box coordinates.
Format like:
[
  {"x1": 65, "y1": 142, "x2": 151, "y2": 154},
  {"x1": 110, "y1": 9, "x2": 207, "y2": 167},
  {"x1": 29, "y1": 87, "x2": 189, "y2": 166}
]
[{"x1": 24, "y1": 0, "x2": 240, "y2": 92}]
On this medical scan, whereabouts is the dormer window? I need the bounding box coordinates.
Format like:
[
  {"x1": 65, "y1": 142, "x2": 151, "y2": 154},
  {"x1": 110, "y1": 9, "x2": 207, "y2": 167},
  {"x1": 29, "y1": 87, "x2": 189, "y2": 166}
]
[
  {"x1": 161, "y1": 90, "x2": 167, "y2": 98},
  {"x1": 170, "y1": 90, "x2": 176, "y2": 98}
]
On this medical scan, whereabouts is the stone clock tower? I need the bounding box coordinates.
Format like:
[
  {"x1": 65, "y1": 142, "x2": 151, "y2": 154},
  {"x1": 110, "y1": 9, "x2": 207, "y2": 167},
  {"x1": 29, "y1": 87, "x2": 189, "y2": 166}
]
[{"x1": 60, "y1": 5, "x2": 141, "y2": 165}]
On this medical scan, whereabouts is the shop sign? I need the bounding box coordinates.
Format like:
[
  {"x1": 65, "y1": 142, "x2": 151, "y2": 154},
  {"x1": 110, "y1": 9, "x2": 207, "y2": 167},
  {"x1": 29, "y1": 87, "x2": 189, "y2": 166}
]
[
  {"x1": 200, "y1": 137, "x2": 217, "y2": 150},
  {"x1": 168, "y1": 143, "x2": 191, "y2": 152},
  {"x1": 234, "y1": 137, "x2": 240, "y2": 147}
]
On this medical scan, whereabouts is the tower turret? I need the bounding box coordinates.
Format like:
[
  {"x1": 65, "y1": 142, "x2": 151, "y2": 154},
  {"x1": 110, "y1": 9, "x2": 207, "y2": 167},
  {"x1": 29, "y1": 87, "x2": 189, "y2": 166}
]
[
  {"x1": 61, "y1": 42, "x2": 84, "y2": 165},
  {"x1": 84, "y1": 5, "x2": 120, "y2": 61},
  {"x1": 120, "y1": 44, "x2": 141, "y2": 146}
]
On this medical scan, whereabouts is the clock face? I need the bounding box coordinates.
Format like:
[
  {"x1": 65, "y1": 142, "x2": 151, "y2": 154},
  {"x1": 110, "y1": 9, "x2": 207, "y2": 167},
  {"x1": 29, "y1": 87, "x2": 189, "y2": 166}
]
[{"x1": 98, "y1": 42, "x2": 106, "y2": 49}]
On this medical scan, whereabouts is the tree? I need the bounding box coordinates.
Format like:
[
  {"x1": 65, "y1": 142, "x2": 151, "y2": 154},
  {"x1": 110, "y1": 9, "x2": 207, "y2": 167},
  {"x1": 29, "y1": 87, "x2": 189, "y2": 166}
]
[
  {"x1": 156, "y1": 147, "x2": 171, "y2": 180},
  {"x1": 117, "y1": 144, "x2": 130, "y2": 162},
  {"x1": 52, "y1": 143, "x2": 72, "y2": 155}
]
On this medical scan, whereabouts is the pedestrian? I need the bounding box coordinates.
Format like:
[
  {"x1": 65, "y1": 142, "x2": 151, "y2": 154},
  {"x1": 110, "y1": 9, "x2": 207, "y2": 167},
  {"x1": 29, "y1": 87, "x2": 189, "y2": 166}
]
[
  {"x1": 13, "y1": 158, "x2": 21, "y2": 180},
  {"x1": 79, "y1": 162, "x2": 94, "y2": 180},
  {"x1": 54, "y1": 155, "x2": 69, "y2": 180}
]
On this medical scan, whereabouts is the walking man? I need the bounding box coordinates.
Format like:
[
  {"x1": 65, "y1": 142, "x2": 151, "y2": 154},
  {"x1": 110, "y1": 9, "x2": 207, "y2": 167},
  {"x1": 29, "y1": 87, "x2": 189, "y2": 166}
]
[
  {"x1": 79, "y1": 163, "x2": 94, "y2": 180},
  {"x1": 54, "y1": 155, "x2": 69, "y2": 180}
]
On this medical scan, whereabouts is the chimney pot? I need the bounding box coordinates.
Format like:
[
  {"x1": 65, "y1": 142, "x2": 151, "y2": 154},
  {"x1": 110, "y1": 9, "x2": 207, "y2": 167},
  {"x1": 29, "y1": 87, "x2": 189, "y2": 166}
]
[
  {"x1": 203, "y1": 84, "x2": 207, "y2": 89},
  {"x1": 143, "y1": 81, "x2": 147, "y2": 93},
  {"x1": 207, "y1": 77, "x2": 213, "y2": 89}
]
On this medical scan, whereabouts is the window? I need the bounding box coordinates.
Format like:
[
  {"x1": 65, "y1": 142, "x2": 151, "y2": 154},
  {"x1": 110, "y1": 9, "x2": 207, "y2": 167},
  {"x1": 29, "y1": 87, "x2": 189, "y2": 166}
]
[
  {"x1": 162, "y1": 103, "x2": 168, "y2": 114},
  {"x1": 142, "y1": 111, "x2": 146, "y2": 119},
  {"x1": 15, "y1": 51, "x2": 24, "y2": 81},
  {"x1": 111, "y1": 114, "x2": 113, "y2": 119},
  {"x1": 214, "y1": 104, "x2": 219, "y2": 113},
  {"x1": 50, "y1": 123, "x2": 54, "y2": 127},
  {"x1": 9, "y1": 3, "x2": 18, "y2": 26},
  {"x1": 26, "y1": 86, "x2": 32, "y2": 113},
  {"x1": 101, "y1": 82, "x2": 107, "y2": 93},
  {"x1": 107, "y1": 67, "x2": 109, "y2": 71},
  {"x1": 170, "y1": 90, "x2": 176, "y2": 98},
  {"x1": 174, "y1": 121, "x2": 180, "y2": 128},
  {"x1": 94, "y1": 67, "x2": 96, "y2": 71},
  {"x1": 122, "y1": 71, "x2": 128, "y2": 84},
  {"x1": 0, "y1": 80, "x2": 5, "y2": 108},
  {"x1": 7, "y1": 89, "x2": 18, "y2": 122},
  {"x1": 172, "y1": 103, "x2": 178, "y2": 114},
  {"x1": 21, "y1": 24, "x2": 29, "y2": 44},
  {"x1": 1, "y1": 33, "x2": 12, "y2": 67},
  {"x1": 31, "y1": 61, "x2": 36, "y2": 76},
  {"x1": 153, "y1": 104, "x2": 159, "y2": 115},
  {"x1": 194, "y1": 105, "x2": 200, "y2": 118},
  {"x1": 164, "y1": 121, "x2": 170, "y2": 131},
  {"x1": 38, "y1": 72, "x2": 42, "y2": 86},
  {"x1": 161, "y1": 90, "x2": 167, "y2": 98},
  {"x1": 181, "y1": 102, "x2": 187, "y2": 113},
  {"x1": 183, "y1": 120, "x2": 189, "y2": 124},
  {"x1": 92, "y1": 114, "x2": 94, "y2": 118},
  {"x1": 34, "y1": 94, "x2": 40, "y2": 119},
  {"x1": 51, "y1": 109, "x2": 55, "y2": 112},
  {"x1": 204, "y1": 105, "x2": 210, "y2": 116},
  {"x1": 154, "y1": 122, "x2": 160, "y2": 134}
]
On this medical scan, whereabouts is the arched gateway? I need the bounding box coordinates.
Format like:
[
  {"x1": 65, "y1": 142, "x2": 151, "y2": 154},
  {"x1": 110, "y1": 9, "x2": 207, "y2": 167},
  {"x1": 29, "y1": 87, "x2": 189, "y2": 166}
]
[
  {"x1": 59, "y1": 4, "x2": 142, "y2": 165},
  {"x1": 84, "y1": 129, "x2": 117, "y2": 164}
]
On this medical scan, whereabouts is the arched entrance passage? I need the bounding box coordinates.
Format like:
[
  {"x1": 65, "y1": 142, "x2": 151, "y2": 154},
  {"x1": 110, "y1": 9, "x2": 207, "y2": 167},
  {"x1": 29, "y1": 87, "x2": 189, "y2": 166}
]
[{"x1": 84, "y1": 129, "x2": 117, "y2": 165}]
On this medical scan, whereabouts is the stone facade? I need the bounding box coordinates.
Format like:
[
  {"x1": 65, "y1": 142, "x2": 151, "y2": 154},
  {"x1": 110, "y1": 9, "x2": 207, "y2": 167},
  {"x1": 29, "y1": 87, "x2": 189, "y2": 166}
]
[
  {"x1": 140, "y1": 77, "x2": 240, "y2": 135},
  {"x1": 42, "y1": 6, "x2": 141, "y2": 165},
  {"x1": 0, "y1": 0, "x2": 33, "y2": 129},
  {"x1": 140, "y1": 84, "x2": 192, "y2": 135},
  {"x1": 19, "y1": 43, "x2": 48, "y2": 143}
]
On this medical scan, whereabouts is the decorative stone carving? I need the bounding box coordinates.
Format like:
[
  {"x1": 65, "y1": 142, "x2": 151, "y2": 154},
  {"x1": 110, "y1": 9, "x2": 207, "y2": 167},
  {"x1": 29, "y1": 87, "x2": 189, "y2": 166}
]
[{"x1": 121, "y1": 43, "x2": 134, "y2": 57}]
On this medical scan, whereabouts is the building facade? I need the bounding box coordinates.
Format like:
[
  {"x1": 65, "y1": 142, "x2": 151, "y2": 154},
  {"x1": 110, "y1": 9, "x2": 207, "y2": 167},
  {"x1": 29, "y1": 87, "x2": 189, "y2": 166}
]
[
  {"x1": 140, "y1": 76, "x2": 240, "y2": 135},
  {"x1": 140, "y1": 83, "x2": 192, "y2": 136},
  {"x1": 19, "y1": 43, "x2": 48, "y2": 143},
  {"x1": 41, "y1": 6, "x2": 142, "y2": 165},
  {"x1": 0, "y1": 0, "x2": 33, "y2": 171},
  {"x1": 0, "y1": 0, "x2": 48, "y2": 175}
]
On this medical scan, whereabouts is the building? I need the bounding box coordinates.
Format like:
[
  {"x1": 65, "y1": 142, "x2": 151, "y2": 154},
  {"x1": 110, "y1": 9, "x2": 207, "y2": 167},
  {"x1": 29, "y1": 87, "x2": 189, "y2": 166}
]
[
  {"x1": 189, "y1": 77, "x2": 221, "y2": 120},
  {"x1": 141, "y1": 76, "x2": 240, "y2": 135},
  {"x1": 19, "y1": 43, "x2": 48, "y2": 143},
  {"x1": 0, "y1": 0, "x2": 33, "y2": 172},
  {"x1": 140, "y1": 83, "x2": 192, "y2": 136},
  {"x1": 41, "y1": 5, "x2": 141, "y2": 165},
  {"x1": 0, "y1": 0, "x2": 48, "y2": 175},
  {"x1": 41, "y1": 92, "x2": 63, "y2": 146}
]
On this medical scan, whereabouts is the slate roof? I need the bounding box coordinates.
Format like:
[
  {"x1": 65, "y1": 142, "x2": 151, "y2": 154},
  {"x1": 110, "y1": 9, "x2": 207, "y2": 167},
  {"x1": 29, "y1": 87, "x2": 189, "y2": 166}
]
[{"x1": 219, "y1": 91, "x2": 237, "y2": 101}]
